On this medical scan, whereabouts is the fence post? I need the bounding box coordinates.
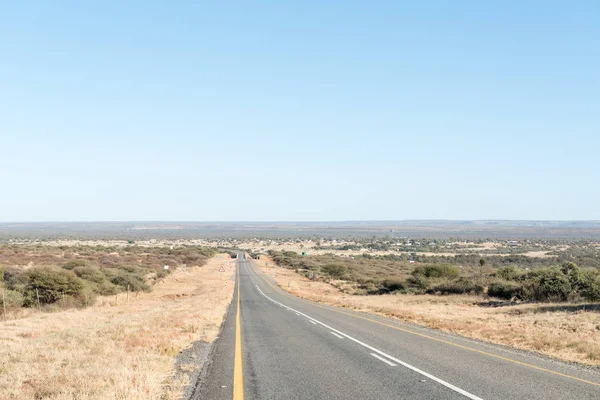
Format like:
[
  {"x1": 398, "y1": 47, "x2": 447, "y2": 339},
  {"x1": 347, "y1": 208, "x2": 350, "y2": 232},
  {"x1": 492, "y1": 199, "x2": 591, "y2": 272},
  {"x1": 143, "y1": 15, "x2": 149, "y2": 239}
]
[
  {"x1": 127, "y1": 285, "x2": 130, "y2": 303},
  {"x1": 36, "y1": 288, "x2": 41, "y2": 310}
]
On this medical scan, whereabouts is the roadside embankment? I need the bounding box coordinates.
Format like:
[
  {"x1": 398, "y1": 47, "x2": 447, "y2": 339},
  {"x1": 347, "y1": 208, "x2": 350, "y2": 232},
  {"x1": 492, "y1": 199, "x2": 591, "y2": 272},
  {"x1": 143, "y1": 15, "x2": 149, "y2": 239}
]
[{"x1": 0, "y1": 254, "x2": 236, "y2": 399}]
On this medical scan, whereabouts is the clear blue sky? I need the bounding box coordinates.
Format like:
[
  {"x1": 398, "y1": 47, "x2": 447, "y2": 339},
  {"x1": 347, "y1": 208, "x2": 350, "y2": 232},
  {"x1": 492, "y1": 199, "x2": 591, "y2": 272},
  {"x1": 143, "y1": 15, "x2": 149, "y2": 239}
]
[{"x1": 1, "y1": 1, "x2": 598, "y2": 221}]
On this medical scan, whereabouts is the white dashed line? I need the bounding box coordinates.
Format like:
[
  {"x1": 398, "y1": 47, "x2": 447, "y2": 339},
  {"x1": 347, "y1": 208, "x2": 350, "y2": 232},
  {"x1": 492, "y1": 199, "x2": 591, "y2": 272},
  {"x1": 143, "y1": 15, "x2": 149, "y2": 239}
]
[
  {"x1": 254, "y1": 284, "x2": 482, "y2": 400},
  {"x1": 331, "y1": 332, "x2": 344, "y2": 339},
  {"x1": 371, "y1": 352, "x2": 397, "y2": 366}
]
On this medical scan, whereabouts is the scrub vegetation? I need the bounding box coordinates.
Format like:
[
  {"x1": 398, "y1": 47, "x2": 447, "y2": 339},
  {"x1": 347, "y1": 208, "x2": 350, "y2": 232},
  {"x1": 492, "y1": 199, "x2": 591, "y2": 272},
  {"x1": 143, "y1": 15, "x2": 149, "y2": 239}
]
[
  {"x1": 0, "y1": 244, "x2": 217, "y2": 317},
  {"x1": 0, "y1": 251, "x2": 235, "y2": 399},
  {"x1": 266, "y1": 250, "x2": 600, "y2": 303}
]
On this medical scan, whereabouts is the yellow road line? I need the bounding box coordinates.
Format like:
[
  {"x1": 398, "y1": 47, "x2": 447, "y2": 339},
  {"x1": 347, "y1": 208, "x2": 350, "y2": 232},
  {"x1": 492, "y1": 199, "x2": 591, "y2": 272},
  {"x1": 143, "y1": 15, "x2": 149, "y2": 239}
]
[
  {"x1": 249, "y1": 261, "x2": 600, "y2": 388},
  {"x1": 233, "y1": 263, "x2": 244, "y2": 400}
]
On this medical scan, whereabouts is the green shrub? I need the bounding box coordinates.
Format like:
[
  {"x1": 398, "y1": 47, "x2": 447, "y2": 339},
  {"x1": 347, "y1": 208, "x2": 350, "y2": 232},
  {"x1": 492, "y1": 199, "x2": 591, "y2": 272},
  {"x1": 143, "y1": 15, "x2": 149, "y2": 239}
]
[
  {"x1": 72, "y1": 266, "x2": 106, "y2": 284},
  {"x1": 407, "y1": 274, "x2": 430, "y2": 290},
  {"x1": 156, "y1": 270, "x2": 168, "y2": 279},
  {"x1": 321, "y1": 264, "x2": 348, "y2": 278},
  {"x1": 283, "y1": 251, "x2": 299, "y2": 258},
  {"x1": 496, "y1": 266, "x2": 522, "y2": 281},
  {"x1": 0, "y1": 288, "x2": 24, "y2": 308},
  {"x1": 74, "y1": 283, "x2": 97, "y2": 307},
  {"x1": 63, "y1": 260, "x2": 87, "y2": 270},
  {"x1": 561, "y1": 262, "x2": 578, "y2": 275},
  {"x1": 523, "y1": 267, "x2": 572, "y2": 302},
  {"x1": 3, "y1": 267, "x2": 27, "y2": 292},
  {"x1": 23, "y1": 267, "x2": 85, "y2": 307},
  {"x1": 110, "y1": 272, "x2": 149, "y2": 292},
  {"x1": 411, "y1": 264, "x2": 459, "y2": 280},
  {"x1": 96, "y1": 280, "x2": 120, "y2": 296},
  {"x1": 428, "y1": 278, "x2": 484, "y2": 295},
  {"x1": 100, "y1": 267, "x2": 117, "y2": 279},
  {"x1": 577, "y1": 269, "x2": 600, "y2": 302},
  {"x1": 120, "y1": 265, "x2": 148, "y2": 275},
  {"x1": 538, "y1": 267, "x2": 572, "y2": 301},
  {"x1": 357, "y1": 281, "x2": 379, "y2": 294},
  {"x1": 379, "y1": 279, "x2": 405, "y2": 294},
  {"x1": 488, "y1": 281, "x2": 523, "y2": 300}
]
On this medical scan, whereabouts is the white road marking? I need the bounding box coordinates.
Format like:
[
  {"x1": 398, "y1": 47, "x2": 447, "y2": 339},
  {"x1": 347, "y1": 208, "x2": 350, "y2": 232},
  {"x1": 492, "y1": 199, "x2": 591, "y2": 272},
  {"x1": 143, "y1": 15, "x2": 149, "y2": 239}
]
[
  {"x1": 296, "y1": 313, "x2": 301, "y2": 316},
  {"x1": 254, "y1": 284, "x2": 483, "y2": 400},
  {"x1": 331, "y1": 332, "x2": 344, "y2": 339},
  {"x1": 371, "y1": 352, "x2": 397, "y2": 366},
  {"x1": 309, "y1": 320, "x2": 317, "y2": 325}
]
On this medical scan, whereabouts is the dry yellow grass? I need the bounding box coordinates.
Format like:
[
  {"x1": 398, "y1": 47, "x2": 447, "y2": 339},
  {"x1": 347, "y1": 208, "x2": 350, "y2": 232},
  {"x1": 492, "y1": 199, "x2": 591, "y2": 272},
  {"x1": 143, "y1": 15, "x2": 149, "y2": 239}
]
[
  {"x1": 257, "y1": 257, "x2": 600, "y2": 366},
  {"x1": 0, "y1": 255, "x2": 236, "y2": 399}
]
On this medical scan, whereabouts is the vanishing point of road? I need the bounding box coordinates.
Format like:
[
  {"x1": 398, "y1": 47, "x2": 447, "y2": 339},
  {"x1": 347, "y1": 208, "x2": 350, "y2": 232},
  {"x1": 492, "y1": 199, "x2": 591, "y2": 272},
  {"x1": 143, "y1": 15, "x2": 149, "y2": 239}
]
[{"x1": 195, "y1": 254, "x2": 600, "y2": 399}]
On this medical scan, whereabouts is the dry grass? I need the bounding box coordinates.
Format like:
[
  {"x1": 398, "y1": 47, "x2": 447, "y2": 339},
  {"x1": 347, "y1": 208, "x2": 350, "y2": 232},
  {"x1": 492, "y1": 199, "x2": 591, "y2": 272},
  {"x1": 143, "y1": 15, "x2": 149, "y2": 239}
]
[
  {"x1": 257, "y1": 257, "x2": 600, "y2": 366},
  {"x1": 0, "y1": 255, "x2": 236, "y2": 399}
]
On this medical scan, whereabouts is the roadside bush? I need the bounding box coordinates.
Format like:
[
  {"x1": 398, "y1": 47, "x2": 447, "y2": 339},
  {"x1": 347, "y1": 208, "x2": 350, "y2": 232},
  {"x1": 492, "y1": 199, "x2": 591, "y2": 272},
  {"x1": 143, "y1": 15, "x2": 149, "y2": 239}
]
[
  {"x1": 3, "y1": 267, "x2": 27, "y2": 292},
  {"x1": 537, "y1": 267, "x2": 572, "y2": 301},
  {"x1": 411, "y1": 264, "x2": 459, "y2": 280},
  {"x1": 72, "y1": 266, "x2": 106, "y2": 284},
  {"x1": 120, "y1": 265, "x2": 149, "y2": 275},
  {"x1": 428, "y1": 278, "x2": 484, "y2": 295},
  {"x1": 488, "y1": 281, "x2": 523, "y2": 300},
  {"x1": 577, "y1": 269, "x2": 600, "y2": 302},
  {"x1": 357, "y1": 281, "x2": 379, "y2": 295},
  {"x1": 156, "y1": 270, "x2": 168, "y2": 279},
  {"x1": 406, "y1": 274, "x2": 429, "y2": 291},
  {"x1": 0, "y1": 288, "x2": 24, "y2": 309},
  {"x1": 379, "y1": 279, "x2": 405, "y2": 294},
  {"x1": 110, "y1": 271, "x2": 150, "y2": 292},
  {"x1": 96, "y1": 280, "x2": 120, "y2": 296},
  {"x1": 63, "y1": 260, "x2": 87, "y2": 270},
  {"x1": 521, "y1": 267, "x2": 572, "y2": 302},
  {"x1": 496, "y1": 266, "x2": 522, "y2": 281},
  {"x1": 22, "y1": 267, "x2": 85, "y2": 307},
  {"x1": 321, "y1": 264, "x2": 348, "y2": 278}
]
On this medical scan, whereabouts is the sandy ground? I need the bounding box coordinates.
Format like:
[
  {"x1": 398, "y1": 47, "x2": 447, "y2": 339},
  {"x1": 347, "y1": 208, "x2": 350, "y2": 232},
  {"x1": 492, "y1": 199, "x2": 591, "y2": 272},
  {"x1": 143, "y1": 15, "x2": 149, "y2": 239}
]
[
  {"x1": 256, "y1": 257, "x2": 600, "y2": 366},
  {"x1": 0, "y1": 254, "x2": 236, "y2": 399}
]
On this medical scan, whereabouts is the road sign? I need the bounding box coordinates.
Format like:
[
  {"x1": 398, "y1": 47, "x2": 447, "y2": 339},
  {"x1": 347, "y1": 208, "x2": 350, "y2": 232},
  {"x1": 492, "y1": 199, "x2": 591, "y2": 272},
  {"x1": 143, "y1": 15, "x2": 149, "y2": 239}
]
[{"x1": 219, "y1": 266, "x2": 225, "y2": 272}]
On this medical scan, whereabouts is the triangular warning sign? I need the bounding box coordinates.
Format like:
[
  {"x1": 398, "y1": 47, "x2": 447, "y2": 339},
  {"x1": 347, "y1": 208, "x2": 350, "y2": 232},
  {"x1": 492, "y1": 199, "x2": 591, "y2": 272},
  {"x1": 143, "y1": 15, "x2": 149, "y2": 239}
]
[{"x1": 219, "y1": 266, "x2": 225, "y2": 272}]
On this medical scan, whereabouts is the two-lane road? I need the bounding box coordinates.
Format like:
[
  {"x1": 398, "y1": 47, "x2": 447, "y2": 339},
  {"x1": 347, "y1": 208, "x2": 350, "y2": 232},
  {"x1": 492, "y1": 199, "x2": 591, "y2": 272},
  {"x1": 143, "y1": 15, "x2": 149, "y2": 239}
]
[{"x1": 195, "y1": 255, "x2": 600, "y2": 399}]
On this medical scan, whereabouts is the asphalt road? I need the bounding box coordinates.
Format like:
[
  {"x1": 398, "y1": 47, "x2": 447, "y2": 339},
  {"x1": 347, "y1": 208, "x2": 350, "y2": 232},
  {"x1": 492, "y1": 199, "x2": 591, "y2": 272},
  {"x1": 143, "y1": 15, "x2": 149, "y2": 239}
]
[{"x1": 196, "y1": 255, "x2": 600, "y2": 399}]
